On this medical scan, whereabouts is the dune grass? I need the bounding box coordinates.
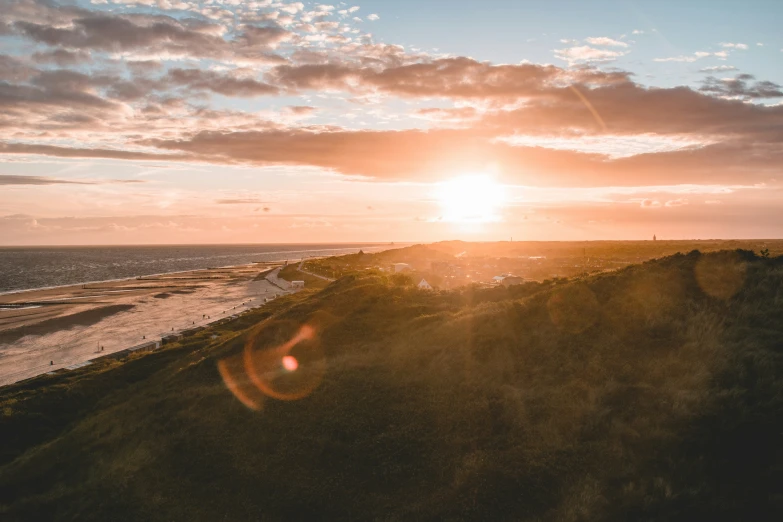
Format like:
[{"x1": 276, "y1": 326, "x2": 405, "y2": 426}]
[{"x1": 0, "y1": 250, "x2": 782, "y2": 521}]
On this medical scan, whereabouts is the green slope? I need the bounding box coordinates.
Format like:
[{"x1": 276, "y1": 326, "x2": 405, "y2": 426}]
[{"x1": 1, "y1": 250, "x2": 782, "y2": 521}]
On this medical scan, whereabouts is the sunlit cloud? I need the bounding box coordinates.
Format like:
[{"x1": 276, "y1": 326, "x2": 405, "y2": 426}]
[{"x1": 0, "y1": 0, "x2": 780, "y2": 242}]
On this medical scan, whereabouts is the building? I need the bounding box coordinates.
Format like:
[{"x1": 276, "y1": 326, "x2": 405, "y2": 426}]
[
  {"x1": 161, "y1": 334, "x2": 181, "y2": 345},
  {"x1": 501, "y1": 276, "x2": 524, "y2": 287},
  {"x1": 291, "y1": 280, "x2": 305, "y2": 289},
  {"x1": 393, "y1": 263, "x2": 411, "y2": 273},
  {"x1": 418, "y1": 278, "x2": 433, "y2": 290},
  {"x1": 493, "y1": 274, "x2": 525, "y2": 287}
]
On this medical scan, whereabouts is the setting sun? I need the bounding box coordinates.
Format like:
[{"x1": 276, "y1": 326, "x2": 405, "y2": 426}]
[{"x1": 436, "y1": 174, "x2": 506, "y2": 223}]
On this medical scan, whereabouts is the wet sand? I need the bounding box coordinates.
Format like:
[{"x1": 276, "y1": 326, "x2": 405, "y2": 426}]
[{"x1": 0, "y1": 263, "x2": 290, "y2": 386}]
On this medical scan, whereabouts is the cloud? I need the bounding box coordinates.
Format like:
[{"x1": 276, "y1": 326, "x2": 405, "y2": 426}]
[
  {"x1": 237, "y1": 24, "x2": 292, "y2": 48},
  {"x1": 700, "y1": 74, "x2": 783, "y2": 100},
  {"x1": 0, "y1": 174, "x2": 144, "y2": 185},
  {"x1": 142, "y1": 123, "x2": 783, "y2": 187},
  {"x1": 0, "y1": 174, "x2": 91, "y2": 185},
  {"x1": 0, "y1": 142, "x2": 191, "y2": 162},
  {"x1": 367, "y1": 14, "x2": 380, "y2": 21},
  {"x1": 654, "y1": 54, "x2": 703, "y2": 63},
  {"x1": 0, "y1": 0, "x2": 781, "y2": 194},
  {"x1": 720, "y1": 42, "x2": 749, "y2": 50},
  {"x1": 285, "y1": 105, "x2": 316, "y2": 115},
  {"x1": 31, "y1": 49, "x2": 91, "y2": 66},
  {"x1": 554, "y1": 45, "x2": 625, "y2": 64},
  {"x1": 3, "y1": 60, "x2": 782, "y2": 189},
  {"x1": 7, "y1": 4, "x2": 289, "y2": 64},
  {"x1": 14, "y1": 16, "x2": 227, "y2": 58},
  {"x1": 216, "y1": 198, "x2": 267, "y2": 204},
  {"x1": 165, "y1": 68, "x2": 279, "y2": 97},
  {"x1": 415, "y1": 107, "x2": 479, "y2": 122},
  {"x1": 699, "y1": 65, "x2": 738, "y2": 73},
  {"x1": 0, "y1": 54, "x2": 37, "y2": 82},
  {"x1": 584, "y1": 37, "x2": 628, "y2": 47},
  {"x1": 267, "y1": 57, "x2": 630, "y2": 99},
  {"x1": 664, "y1": 198, "x2": 688, "y2": 207}
]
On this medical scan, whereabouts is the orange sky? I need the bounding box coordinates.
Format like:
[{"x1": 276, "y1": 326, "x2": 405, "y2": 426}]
[{"x1": 1, "y1": 0, "x2": 782, "y2": 244}]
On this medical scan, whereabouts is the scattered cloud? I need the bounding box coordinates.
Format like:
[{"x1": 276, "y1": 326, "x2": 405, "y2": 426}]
[
  {"x1": 699, "y1": 65, "x2": 738, "y2": 73},
  {"x1": 285, "y1": 105, "x2": 317, "y2": 116},
  {"x1": 700, "y1": 74, "x2": 783, "y2": 100},
  {"x1": 584, "y1": 37, "x2": 628, "y2": 47},
  {"x1": 720, "y1": 42, "x2": 749, "y2": 50},
  {"x1": 216, "y1": 198, "x2": 267, "y2": 204},
  {"x1": 654, "y1": 52, "x2": 713, "y2": 62},
  {"x1": 0, "y1": 174, "x2": 91, "y2": 186},
  {"x1": 0, "y1": 174, "x2": 144, "y2": 185},
  {"x1": 367, "y1": 14, "x2": 380, "y2": 21},
  {"x1": 165, "y1": 68, "x2": 279, "y2": 97},
  {"x1": 31, "y1": 49, "x2": 91, "y2": 66},
  {"x1": 0, "y1": 0, "x2": 780, "y2": 196},
  {"x1": 554, "y1": 45, "x2": 625, "y2": 64}
]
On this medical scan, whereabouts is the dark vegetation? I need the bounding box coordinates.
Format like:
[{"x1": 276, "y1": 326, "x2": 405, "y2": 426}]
[
  {"x1": 307, "y1": 240, "x2": 783, "y2": 286},
  {"x1": 1, "y1": 250, "x2": 782, "y2": 521}
]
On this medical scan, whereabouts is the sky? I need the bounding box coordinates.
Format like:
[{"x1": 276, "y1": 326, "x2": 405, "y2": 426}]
[{"x1": 0, "y1": 0, "x2": 782, "y2": 245}]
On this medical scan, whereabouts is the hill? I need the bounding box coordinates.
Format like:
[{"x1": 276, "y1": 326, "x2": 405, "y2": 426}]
[
  {"x1": 302, "y1": 240, "x2": 783, "y2": 287},
  {"x1": 1, "y1": 250, "x2": 782, "y2": 521}
]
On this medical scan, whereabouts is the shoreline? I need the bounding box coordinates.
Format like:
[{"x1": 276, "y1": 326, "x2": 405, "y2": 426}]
[
  {"x1": 0, "y1": 244, "x2": 396, "y2": 298},
  {"x1": 0, "y1": 265, "x2": 292, "y2": 386}
]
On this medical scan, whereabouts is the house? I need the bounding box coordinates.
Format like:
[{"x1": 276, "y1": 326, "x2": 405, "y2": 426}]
[
  {"x1": 161, "y1": 334, "x2": 181, "y2": 345},
  {"x1": 128, "y1": 340, "x2": 161, "y2": 353},
  {"x1": 493, "y1": 274, "x2": 525, "y2": 287},
  {"x1": 418, "y1": 278, "x2": 433, "y2": 290},
  {"x1": 393, "y1": 263, "x2": 411, "y2": 273},
  {"x1": 501, "y1": 276, "x2": 524, "y2": 287},
  {"x1": 291, "y1": 280, "x2": 305, "y2": 289}
]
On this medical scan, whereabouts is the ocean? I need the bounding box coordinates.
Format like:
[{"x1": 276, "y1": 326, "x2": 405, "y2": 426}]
[{"x1": 0, "y1": 244, "x2": 396, "y2": 293}]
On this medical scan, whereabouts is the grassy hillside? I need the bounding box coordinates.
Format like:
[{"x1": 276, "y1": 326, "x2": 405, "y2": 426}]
[{"x1": 1, "y1": 250, "x2": 782, "y2": 521}]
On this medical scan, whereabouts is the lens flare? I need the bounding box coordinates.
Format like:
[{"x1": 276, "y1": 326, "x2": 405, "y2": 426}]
[
  {"x1": 218, "y1": 323, "x2": 325, "y2": 410},
  {"x1": 547, "y1": 283, "x2": 600, "y2": 334},
  {"x1": 282, "y1": 355, "x2": 299, "y2": 371},
  {"x1": 694, "y1": 253, "x2": 746, "y2": 300}
]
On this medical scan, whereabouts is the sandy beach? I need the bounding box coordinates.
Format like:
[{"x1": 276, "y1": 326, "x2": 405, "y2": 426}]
[{"x1": 0, "y1": 263, "x2": 291, "y2": 386}]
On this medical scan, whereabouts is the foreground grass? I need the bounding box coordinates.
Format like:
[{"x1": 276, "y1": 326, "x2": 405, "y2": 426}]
[{"x1": 1, "y1": 250, "x2": 782, "y2": 521}]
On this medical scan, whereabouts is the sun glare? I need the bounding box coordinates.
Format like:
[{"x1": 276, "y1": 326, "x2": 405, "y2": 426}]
[{"x1": 436, "y1": 174, "x2": 505, "y2": 223}]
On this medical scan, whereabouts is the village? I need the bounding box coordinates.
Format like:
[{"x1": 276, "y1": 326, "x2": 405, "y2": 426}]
[{"x1": 295, "y1": 239, "x2": 783, "y2": 291}]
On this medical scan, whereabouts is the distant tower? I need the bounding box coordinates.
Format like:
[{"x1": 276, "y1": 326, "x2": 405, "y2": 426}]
[{"x1": 653, "y1": 234, "x2": 657, "y2": 241}]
